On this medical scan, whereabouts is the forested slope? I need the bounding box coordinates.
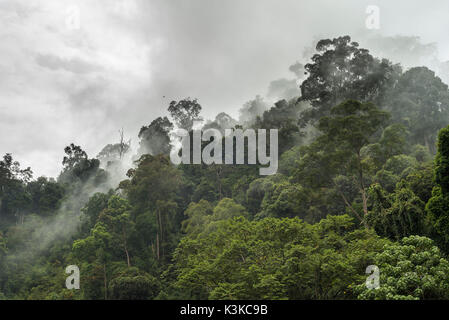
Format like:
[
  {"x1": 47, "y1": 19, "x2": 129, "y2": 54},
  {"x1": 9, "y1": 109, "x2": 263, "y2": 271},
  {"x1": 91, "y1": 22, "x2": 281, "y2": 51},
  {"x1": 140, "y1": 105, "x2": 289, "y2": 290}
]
[{"x1": 1, "y1": 36, "x2": 449, "y2": 300}]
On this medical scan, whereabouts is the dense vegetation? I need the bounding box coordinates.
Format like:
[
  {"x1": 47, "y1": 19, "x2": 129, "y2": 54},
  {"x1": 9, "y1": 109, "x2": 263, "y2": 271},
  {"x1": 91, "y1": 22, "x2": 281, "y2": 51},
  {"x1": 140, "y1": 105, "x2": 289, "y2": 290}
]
[{"x1": 1, "y1": 35, "x2": 449, "y2": 300}]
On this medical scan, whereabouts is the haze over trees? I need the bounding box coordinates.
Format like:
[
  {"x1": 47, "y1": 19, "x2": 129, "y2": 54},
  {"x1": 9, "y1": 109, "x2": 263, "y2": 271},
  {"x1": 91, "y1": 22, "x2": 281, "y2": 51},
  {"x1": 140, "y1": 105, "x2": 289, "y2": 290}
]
[{"x1": 1, "y1": 35, "x2": 449, "y2": 300}]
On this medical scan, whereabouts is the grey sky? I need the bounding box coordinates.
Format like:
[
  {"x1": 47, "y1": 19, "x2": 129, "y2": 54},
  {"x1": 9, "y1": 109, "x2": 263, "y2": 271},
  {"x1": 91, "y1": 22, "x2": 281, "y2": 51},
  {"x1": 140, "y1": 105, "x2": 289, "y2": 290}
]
[{"x1": 1, "y1": 0, "x2": 448, "y2": 178}]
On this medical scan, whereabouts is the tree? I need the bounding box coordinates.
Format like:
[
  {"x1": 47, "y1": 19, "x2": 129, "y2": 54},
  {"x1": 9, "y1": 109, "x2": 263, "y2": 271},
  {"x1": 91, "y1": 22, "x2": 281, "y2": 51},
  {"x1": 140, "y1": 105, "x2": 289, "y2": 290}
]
[
  {"x1": 295, "y1": 100, "x2": 389, "y2": 226},
  {"x1": 426, "y1": 126, "x2": 449, "y2": 251},
  {"x1": 0, "y1": 154, "x2": 33, "y2": 183},
  {"x1": 355, "y1": 236, "x2": 449, "y2": 300},
  {"x1": 255, "y1": 99, "x2": 305, "y2": 153},
  {"x1": 172, "y1": 215, "x2": 387, "y2": 300},
  {"x1": 181, "y1": 200, "x2": 214, "y2": 235},
  {"x1": 379, "y1": 124, "x2": 409, "y2": 160},
  {"x1": 121, "y1": 155, "x2": 181, "y2": 212},
  {"x1": 246, "y1": 176, "x2": 282, "y2": 215},
  {"x1": 434, "y1": 125, "x2": 449, "y2": 193},
  {"x1": 120, "y1": 155, "x2": 182, "y2": 262},
  {"x1": 137, "y1": 117, "x2": 173, "y2": 157},
  {"x1": 299, "y1": 35, "x2": 398, "y2": 127},
  {"x1": 257, "y1": 181, "x2": 309, "y2": 221},
  {"x1": 0, "y1": 232, "x2": 6, "y2": 258},
  {"x1": 26, "y1": 177, "x2": 65, "y2": 217},
  {"x1": 181, "y1": 198, "x2": 248, "y2": 236},
  {"x1": 203, "y1": 113, "x2": 238, "y2": 134},
  {"x1": 366, "y1": 182, "x2": 428, "y2": 240},
  {"x1": 0, "y1": 154, "x2": 33, "y2": 223},
  {"x1": 98, "y1": 196, "x2": 135, "y2": 267},
  {"x1": 403, "y1": 162, "x2": 435, "y2": 203},
  {"x1": 97, "y1": 131, "x2": 131, "y2": 164},
  {"x1": 108, "y1": 267, "x2": 160, "y2": 300},
  {"x1": 62, "y1": 144, "x2": 88, "y2": 170},
  {"x1": 386, "y1": 67, "x2": 449, "y2": 153},
  {"x1": 59, "y1": 144, "x2": 106, "y2": 184},
  {"x1": 168, "y1": 98, "x2": 202, "y2": 131},
  {"x1": 72, "y1": 223, "x2": 113, "y2": 299},
  {"x1": 80, "y1": 192, "x2": 113, "y2": 233}
]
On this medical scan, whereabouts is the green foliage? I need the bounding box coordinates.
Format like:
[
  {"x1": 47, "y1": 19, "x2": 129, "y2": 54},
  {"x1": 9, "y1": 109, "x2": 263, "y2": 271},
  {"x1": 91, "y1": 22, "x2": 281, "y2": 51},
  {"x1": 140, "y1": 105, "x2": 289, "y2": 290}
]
[
  {"x1": 426, "y1": 126, "x2": 449, "y2": 252},
  {"x1": 172, "y1": 215, "x2": 387, "y2": 300},
  {"x1": 27, "y1": 177, "x2": 65, "y2": 216},
  {"x1": 137, "y1": 117, "x2": 173, "y2": 157},
  {"x1": 295, "y1": 100, "x2": 390, "y2": 225},
  {"x1": 168, "y1": 98, "x2": 202, "y2": 131},
  {"x1": 0, "y1": 154, "x2": 33, "y2": 223},
  {"x1": 384, "y1": 155, "x2": 417, "y2": 176},
  {"x1": 257, "y1": 181, "x2": 309, "y2": 220},
  {"x1": 255, "y1": 99, "x2": 305, "y2": 153},
  {"x1": 58, "y1": 144, "x2": 107, "y2": 186},
  {"x1": 108, "y1": 267, "x2": 160, "y2": 300},
  {"x1": 121, "y1": 154, "x2": 181, "y2": 213},
  {"x1": 300, "y1": 35, "x2": 398, "y2": 126},
  {"x1": 181, "y1": 200, "x2": 214, "y2": 235},
  {"x1": 434, "y1": 126, "x2": 449, "y2": 193},
  {"x1": 367, "y1": 183, "x2": 428, "y2": 240},
  {"x1": 279, "y1": 145, "x2": 302, "y2": 176},
  {"x1": 386, "y1": 67, "x2": 449, "y2": 153},
  {"x1": 379, "y1": 124, "x2": 409, "y2": 159},
  {"x1": 403, "y1": 162, "x2": 435, "y2": 203},
  {"x1": 355, "y1": 236, "x2": 449, "y2": 300}
]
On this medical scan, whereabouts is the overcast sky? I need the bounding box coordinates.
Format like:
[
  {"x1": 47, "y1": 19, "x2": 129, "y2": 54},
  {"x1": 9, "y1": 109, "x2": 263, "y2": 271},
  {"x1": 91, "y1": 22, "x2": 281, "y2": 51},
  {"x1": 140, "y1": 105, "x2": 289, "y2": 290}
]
[{"x1": 1, "y1": 0, "x2": 449, "y2": 178}]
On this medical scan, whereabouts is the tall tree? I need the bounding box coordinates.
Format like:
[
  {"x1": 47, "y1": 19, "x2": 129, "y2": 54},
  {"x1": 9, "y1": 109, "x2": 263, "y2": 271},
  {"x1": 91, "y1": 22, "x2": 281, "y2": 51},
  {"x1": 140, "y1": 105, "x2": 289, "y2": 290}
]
[
  {"x1": 137, "y1": 117, "x2": 173, "y2": 157},
  {"x1": 168, "y1": 98, "x2": 202, "y2": 131},
  {"x1": 98, "y1": 196, "x2": 135, "y2": 267},
  {"x1": 385, "y1": 67, "x2": 449, "y2": 153},
  {"x1": 0, "y1": 154, "x2": 32, "y2": 222},
  {"x1": 426, "y1": 125, "x2": 449, "y2": 251},
  {"x1": 295, "y1": 100, "x2": 389, "y2": 226},
  {"x1": 97, "y1": 129, "x2": 131, "y2": 164},
  {"x1": 59, "y1": 144, "x2": 106, "y2": 184},
  {"x1": 299, "y1": 35, "x2": 398, "y2": 127},
  {"x1": 120, "y1": 155, "x2": 182, "y2": 262}
]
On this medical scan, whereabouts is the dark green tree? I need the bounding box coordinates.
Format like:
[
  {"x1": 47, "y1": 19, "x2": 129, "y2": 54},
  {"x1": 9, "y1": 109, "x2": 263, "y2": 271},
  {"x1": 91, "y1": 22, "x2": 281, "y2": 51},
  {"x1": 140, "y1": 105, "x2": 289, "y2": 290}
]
[
  {"x1": 137, "y1": 117, "x2": 173, "y2": 157},
  {"x1": 168, "y1": 98, "x2": 202, "y2": 131},
  {"x1": 299, "y1": 35, "x2": 398, "y2": 127},
  {"x1": 386, "y1": 67, "x2": 449, "y2": 153}
]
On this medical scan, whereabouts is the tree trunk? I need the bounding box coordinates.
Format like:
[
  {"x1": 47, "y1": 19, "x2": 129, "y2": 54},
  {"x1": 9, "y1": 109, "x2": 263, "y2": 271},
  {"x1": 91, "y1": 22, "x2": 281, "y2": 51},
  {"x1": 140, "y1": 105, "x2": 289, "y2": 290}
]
[
  {"x1": 216, "y1": 166, "x2": 223, "y2": 199},
  {"x1": 103, "y1": 263, "x2": 108, "y2": 300},
  {"x1": 357, "y1": 151, "x2": 369, "y2": 218},
  {"x1": 361, "y1": 187, "x2": 368, "y2": 216},
  {"x1": 124, "y1": 247, "x2": 131, "y2": 267},
  {"x1": 157, "y1": 209, "x2": 163, "y2": 259},
  {"x1": 333, "y1": 180, "x2": 368, "y2": 228},
  {"x1": 122, "y1": 229, "x2": 131, "y2": 267},
  {"x1": 156, "y1": 233, "x2": 160, "y2": 261}
]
